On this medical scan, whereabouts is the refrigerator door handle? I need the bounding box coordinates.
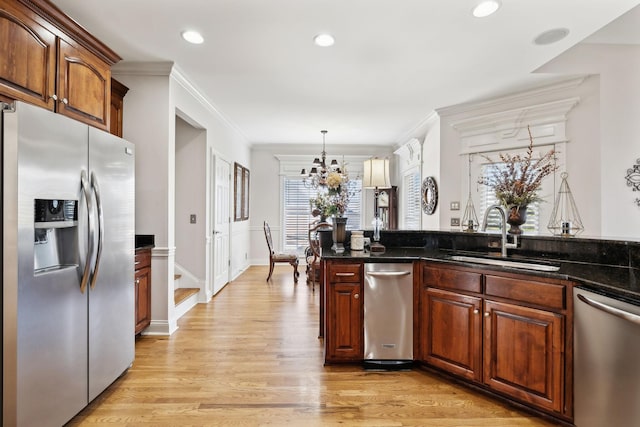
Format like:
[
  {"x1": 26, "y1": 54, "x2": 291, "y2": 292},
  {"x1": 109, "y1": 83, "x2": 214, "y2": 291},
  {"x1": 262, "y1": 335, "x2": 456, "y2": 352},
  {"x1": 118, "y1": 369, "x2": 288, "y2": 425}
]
[
  {"x1": 80, "y1": 170, "x2": 94, "y2": 294},
  {"x1": 89, "y1": 171, "x2": 104, "y2": 289}
]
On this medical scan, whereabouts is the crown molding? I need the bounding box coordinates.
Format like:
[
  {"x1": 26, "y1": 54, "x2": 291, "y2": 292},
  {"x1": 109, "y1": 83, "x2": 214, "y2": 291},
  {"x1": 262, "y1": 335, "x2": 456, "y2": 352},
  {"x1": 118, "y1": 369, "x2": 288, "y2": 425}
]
[
  {"x1": 112, "y1": 61, "x2": 175, "y2": 76},
  {"x1": 451, "y1": 97, "x2": 580, "y2": 155},
  {"x1": 437, "y1": 76, "x2": 588, "y2": 118},
  {"x1": 169, "y1": 65, "x2": 249, "y2": 141},
  {"x1": 451, "y1": 97, "x2": 580, "y2": 137}
]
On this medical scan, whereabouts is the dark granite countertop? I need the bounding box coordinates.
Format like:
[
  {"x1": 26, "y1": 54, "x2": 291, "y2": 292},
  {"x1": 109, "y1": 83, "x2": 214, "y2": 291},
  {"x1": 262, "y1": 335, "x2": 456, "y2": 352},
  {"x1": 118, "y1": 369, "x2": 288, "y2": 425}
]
[
  {"x1": 135, "y1": 234, "x2": 155, "y2": 250},
  {"x1": 322, "y1": 246, "x2": 640, "y2": 305}
]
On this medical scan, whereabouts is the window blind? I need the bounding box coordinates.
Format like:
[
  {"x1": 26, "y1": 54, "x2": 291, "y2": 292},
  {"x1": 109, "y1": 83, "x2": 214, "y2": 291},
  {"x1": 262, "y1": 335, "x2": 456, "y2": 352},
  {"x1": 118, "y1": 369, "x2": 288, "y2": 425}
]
[
  {"x1": 282, "y1": 177, "x2": 362, "y2": 255},
  {"x1": 403, "y1": 170, "x2": 421, "y2": 230}
]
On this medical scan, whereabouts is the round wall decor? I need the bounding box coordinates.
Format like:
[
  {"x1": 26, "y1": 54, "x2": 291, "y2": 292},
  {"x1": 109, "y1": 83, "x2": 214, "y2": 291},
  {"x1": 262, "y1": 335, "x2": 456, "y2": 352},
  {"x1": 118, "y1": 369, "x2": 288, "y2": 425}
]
[{"x1": 422, "y1": 176, "x2": 438, "y2": 215}]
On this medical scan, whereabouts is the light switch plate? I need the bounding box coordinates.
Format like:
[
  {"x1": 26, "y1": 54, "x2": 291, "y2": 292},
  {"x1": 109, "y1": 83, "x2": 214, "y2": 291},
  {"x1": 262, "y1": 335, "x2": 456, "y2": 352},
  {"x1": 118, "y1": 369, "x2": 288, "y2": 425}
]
[
  {"x1": 190, "y1": 214, "x2": 197, "y2": 224},
  {"x1": 451, "y1": 217, "x2": 460, "y2": 227},
  {"x1": 450, "y1": 201, "x2": 460, "y2": 211}
]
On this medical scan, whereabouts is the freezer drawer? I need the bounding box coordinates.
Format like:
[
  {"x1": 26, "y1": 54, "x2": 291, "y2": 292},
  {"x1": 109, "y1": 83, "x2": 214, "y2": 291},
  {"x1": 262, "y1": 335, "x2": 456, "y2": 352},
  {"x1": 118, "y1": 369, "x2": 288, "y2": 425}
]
[{"x1": 364, "y1": 263, "x2": 413, "y2": 365}]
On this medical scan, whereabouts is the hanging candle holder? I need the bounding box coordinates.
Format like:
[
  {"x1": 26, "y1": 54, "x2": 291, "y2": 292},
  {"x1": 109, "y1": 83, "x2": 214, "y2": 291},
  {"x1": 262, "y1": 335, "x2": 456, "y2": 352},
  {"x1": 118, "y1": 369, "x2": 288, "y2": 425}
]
[
  {"x1": 461, "y1": 154, "x2": 479, "y2": 232},
  {"x1": 548, "y1": 172, "x2": 584, "y2": 236}
]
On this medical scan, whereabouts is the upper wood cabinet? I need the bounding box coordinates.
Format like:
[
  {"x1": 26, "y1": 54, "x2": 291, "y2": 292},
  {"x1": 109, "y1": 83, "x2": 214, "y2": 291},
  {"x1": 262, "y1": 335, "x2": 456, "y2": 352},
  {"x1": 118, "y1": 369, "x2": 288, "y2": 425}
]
[
  {"x1": 0, "y1": 0, "x2": 120, "y2": 130},
  {"x1": 56, "y1": 38, "x2": 111, "y2": 129},
  {"x1": 0, "y1": 0, "x2": 56, "y2": 109},
  {"x1": 110, "y1": 78, "x2": 129, "y2": 137}
]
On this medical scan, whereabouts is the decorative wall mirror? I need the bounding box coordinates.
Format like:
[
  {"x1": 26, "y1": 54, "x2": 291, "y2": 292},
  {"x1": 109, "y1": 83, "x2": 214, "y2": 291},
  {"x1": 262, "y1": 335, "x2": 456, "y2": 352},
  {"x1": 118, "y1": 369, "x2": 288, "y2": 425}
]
[{"x1": 422, "y1": 176, "x2": 438, "y2": 215}]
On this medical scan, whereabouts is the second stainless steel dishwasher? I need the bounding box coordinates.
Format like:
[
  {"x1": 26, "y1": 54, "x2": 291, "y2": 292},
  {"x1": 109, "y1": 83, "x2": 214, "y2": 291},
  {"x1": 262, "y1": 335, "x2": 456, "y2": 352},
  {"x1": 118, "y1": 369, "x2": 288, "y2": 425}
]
[{"x1": 364, "y1": 263, "x2": 413, "y2": 368}]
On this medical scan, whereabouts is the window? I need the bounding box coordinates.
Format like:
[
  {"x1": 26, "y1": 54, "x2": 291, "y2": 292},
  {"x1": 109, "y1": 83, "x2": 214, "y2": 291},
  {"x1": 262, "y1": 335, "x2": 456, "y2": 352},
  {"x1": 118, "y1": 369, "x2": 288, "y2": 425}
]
[
  {"x1": 403, "y1": 168, "x2": 421, "y2": 230},
  {"x1": 282, "y1": 176, "x2": 362, "y2": 255},
  {"x1": 479, "y1": 162, "x2": 541, "y2": 233},
  {"x1": 474, "y1": 145, "x2": 557, "y2": 234}
]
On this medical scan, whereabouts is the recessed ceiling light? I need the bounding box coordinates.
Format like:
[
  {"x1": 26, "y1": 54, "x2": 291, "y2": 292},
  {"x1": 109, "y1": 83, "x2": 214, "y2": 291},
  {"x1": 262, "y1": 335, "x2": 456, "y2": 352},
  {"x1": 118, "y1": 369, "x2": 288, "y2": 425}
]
[
  {"x1": 534, "y1": 28, "x2": 570, "y2": 45},
  {"x1": 314, "y1": 33, "x2": 335, "y2": 47},
  {"x1": 181, "y1": 30, "x2": 204, "y2": 45},
  {"x1": 472, "y1": 0, "x2": 502, "y2": 18}
]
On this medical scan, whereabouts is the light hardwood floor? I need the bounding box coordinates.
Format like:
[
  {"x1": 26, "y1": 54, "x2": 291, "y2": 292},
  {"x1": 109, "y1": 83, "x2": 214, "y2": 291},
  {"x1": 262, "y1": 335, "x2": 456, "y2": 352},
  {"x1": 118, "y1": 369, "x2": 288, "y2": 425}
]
[{"x1": 69, "y1": 266, "x2": 560, "y2": 426}]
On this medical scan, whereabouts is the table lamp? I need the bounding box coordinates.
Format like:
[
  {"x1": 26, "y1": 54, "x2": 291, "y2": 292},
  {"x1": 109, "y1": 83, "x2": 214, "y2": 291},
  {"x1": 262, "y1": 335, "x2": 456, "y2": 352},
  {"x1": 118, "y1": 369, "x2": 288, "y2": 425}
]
[{"x1": 363, "y1": 157, "x2": 390, "y2": 252}]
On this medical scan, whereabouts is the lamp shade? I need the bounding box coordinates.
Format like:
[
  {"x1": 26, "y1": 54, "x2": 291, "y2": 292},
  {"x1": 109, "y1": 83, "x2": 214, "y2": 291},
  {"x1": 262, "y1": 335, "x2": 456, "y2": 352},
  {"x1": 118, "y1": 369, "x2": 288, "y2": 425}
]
[{"x1": 363, "y1": 157, "x2": 390, "y2": 188}]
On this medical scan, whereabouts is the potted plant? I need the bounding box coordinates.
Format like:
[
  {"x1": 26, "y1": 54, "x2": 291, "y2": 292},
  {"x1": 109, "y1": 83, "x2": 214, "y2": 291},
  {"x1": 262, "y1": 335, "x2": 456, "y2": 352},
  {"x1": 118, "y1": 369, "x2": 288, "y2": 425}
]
[{"x1": 478, "y1": 126, "x2": 558, "y2": 234}]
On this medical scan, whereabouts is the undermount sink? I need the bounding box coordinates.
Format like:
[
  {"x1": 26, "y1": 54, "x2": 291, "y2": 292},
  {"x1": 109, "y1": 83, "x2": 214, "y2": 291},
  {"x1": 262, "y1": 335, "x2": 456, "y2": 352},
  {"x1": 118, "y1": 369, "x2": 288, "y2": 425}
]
[{"x1": 450, "y1": 255, "x2": 560, "y2": 272}]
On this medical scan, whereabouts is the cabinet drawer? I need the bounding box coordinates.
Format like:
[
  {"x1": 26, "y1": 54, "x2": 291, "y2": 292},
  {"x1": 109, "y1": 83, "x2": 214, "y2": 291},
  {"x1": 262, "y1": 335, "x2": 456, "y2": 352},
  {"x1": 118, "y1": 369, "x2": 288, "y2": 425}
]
[
  {"x1": 423, "y1": 265, "x2": 482, "y2": 293},
  {"x1": 135, "y1": 249, "x2": 151, "y2": 270},
  {"x1": 328, "y1": 263, "x2": 361, "y2": 283},
  {"x1": 485, "y1": 275, "x2": 566, "y2": 310}
]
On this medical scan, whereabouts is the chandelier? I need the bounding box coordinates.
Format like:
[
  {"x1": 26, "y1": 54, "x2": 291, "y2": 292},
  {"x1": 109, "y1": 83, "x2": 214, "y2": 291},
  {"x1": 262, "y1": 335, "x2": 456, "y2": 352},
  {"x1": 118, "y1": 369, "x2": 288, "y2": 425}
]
[{"x1": 300, "y1": 130, "x2": 343, "y2": 189}]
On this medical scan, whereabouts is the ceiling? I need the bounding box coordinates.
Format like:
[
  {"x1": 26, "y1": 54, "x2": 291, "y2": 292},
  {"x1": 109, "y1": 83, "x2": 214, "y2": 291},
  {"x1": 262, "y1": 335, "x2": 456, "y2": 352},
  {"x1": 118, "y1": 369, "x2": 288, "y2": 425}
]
[{"x1": 51, "y1": 0, "x2": 640, "y2": 146}]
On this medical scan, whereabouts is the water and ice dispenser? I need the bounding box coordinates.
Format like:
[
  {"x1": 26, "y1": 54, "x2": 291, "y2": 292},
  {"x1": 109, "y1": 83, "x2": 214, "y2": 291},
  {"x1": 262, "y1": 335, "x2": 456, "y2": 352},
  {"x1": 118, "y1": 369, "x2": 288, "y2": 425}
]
[{"x1": 33, "y1": 199, "x2": 79, "y2": 273}]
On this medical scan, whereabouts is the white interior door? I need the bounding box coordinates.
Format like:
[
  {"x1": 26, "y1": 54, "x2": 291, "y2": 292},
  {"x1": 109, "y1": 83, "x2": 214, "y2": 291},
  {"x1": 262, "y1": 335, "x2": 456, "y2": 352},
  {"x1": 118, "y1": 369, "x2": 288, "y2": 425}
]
[{"x1": 212, "y1": 155, "x2": 230, "y2": 294}]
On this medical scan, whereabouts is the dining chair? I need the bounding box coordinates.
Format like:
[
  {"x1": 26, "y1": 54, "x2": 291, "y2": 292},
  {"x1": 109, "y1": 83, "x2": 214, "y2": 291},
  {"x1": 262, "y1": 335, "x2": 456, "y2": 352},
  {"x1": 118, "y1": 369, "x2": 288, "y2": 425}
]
[
  {"x1": 307, "y1": 221, "x2": 332, "y2": 290},
  {"x1": 263, "y1": 221, "x2": 299, "y2": 283}
]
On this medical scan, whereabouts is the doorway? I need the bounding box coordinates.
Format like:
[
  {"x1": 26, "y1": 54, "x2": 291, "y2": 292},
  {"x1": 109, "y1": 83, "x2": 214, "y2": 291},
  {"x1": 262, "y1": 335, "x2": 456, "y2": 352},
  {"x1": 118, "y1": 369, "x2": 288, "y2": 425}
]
[{"x1": 210, "y1": 151, "x2": 231, "y2": 295}]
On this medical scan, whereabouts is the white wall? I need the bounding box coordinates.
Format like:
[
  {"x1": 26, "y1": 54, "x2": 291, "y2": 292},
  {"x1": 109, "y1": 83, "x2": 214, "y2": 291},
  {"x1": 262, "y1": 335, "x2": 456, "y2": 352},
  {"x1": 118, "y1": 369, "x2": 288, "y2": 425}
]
[
  {"x1": 175, "y1": 116, "x2": 206, "y2": 279},
  {"x1": 420, "y1": 114, "x2": 442, "y2": 230},
  {"x1": 116, "y1": 68, "x2": 174, "y2": 334},
  {"x1": 249, "y1": 143, "x2": 393, "y2": 266},
  {"x1": 537, "y1": 43, "x2": 640, "y2": 239},
  {"x1": 114, "y1": 62, "x2": 252, "y2": 335},
  {"x1": 433, "y1": 76, "x2": 601, "y2": 237}
]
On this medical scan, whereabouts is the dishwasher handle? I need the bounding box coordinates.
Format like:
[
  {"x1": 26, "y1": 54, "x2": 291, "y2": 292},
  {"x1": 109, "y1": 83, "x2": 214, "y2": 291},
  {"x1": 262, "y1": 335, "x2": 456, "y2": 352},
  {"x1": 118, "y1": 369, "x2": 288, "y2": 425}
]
[
  {"x1": 577, "y1": 293, "x2": 640, "y2": 326},
  {"x1": 366, "y1": 271, "x2": 411, "y2": 278}
]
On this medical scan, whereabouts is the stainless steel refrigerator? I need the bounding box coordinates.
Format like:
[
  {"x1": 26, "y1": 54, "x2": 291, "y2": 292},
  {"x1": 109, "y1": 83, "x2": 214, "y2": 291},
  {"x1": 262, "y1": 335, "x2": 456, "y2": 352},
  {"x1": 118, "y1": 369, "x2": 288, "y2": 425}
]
[{"x1": 2, "y1": 101, "x2": 135, "y2": 426}]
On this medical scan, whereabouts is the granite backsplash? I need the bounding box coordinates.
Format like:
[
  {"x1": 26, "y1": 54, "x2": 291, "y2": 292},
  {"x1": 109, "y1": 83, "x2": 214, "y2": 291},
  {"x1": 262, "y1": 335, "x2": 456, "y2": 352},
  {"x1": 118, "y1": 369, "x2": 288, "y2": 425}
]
[{"x1": 355, "y1": 230, "x2": 640, "y2": 270}]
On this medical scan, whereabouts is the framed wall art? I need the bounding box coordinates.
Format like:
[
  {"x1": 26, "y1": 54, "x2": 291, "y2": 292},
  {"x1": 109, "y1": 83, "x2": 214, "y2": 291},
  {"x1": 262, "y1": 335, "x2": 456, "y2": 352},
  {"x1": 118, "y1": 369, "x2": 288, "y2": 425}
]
[{"x1": 234, "y1": 162, "x2": 250, "y2": 221}]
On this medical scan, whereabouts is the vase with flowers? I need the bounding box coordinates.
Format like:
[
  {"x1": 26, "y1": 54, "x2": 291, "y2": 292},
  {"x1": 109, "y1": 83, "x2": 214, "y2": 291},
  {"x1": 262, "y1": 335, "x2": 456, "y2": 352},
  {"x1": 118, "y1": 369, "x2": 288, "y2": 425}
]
[
  {"x1": 310, "y1": 171, "x2": 351, "y2": 252},
  {"x1": 478, "y1": 126, "x2": 558, "y2": 234}
]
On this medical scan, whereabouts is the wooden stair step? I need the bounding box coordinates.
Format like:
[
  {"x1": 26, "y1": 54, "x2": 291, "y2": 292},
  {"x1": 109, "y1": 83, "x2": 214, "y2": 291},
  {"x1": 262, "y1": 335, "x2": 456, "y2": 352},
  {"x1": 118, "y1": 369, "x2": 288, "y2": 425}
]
[{"x1": 174, "y1": 288, "x2": 199, "y2": 306}]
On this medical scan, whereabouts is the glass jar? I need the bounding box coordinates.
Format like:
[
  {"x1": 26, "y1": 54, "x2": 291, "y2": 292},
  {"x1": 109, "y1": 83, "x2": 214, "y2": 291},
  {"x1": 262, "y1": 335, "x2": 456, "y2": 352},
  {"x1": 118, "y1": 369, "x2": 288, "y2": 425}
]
[{"x1": 350, "y1": 230, "x2": 364, "y2": 251}]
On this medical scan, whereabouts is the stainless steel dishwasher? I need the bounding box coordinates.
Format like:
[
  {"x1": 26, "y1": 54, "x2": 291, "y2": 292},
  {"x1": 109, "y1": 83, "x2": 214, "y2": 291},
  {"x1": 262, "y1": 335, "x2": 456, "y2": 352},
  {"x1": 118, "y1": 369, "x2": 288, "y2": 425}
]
[
  {"x1": 363, "y1": 263, "x2": 413, "y2": 369},
  {"x1": 574, "y1": 287, "x2": 640, "y2": 427}
]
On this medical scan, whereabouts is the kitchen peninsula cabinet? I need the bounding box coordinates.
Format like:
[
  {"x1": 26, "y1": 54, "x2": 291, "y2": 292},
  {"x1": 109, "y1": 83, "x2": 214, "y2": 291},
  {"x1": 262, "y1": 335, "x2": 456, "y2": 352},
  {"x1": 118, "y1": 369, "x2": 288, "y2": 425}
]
[
  {"x1": 324, "y1": 262, "x2": 363, "y2": 363},
  {"x1": 0, "y1": 0, "x2": 120, "y2": 130},
  {"x1": 134, "y1": 247, "x2": 152, "y2": 335},
  {"x1": 420, "y1": 262, "x2": 573, "y2": 421}
]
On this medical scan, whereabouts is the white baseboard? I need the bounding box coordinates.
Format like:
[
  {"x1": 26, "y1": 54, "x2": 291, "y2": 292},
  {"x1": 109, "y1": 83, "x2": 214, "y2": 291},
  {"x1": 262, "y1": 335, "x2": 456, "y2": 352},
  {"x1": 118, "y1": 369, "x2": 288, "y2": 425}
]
[
  {"x1": 141, "y1": 319, "x2": 178, "y2": 336},
  {"x1": 174, "y1": 293, "x2": 199, "y2": 320}
]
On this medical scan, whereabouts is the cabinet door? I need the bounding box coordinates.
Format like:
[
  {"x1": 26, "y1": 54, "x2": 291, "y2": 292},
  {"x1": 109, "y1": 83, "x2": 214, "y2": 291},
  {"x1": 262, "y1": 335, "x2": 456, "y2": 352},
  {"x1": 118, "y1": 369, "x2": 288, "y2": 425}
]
[
  {"x1": 109, "y1": 78, "x2": 128, "y2": 137},
  {"x1": 0, "y1": 2, "x2": 56, "y2": 109},
  {"x1": 483, "y1": 300, "x2": 564, "y2": 413},
  {"x1": 327, "y1": 282, "x2": 362, "y2": 361},
  {"x1": 422, "y1": 288, "x2": 482, "y2": 381},
  {"x1": 134, "y1": 266, "x2": 151, "y2": 334},
  {"x1": 57, "y1": 39, "x2": 111, "y2": 130}
]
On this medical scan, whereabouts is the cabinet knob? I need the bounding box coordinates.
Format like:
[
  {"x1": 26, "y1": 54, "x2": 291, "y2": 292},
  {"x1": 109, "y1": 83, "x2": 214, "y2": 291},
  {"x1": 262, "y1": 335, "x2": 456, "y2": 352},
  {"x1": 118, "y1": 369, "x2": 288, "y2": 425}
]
[
  {"x1": 50, "y1": 94, "x2": 58, "y2": 101},
  {"x1": 354, "y1": 293, "x2": 359, "y2": 299},
  {"x1": 62, "y1": 98, "x2": 69, "y2": 105},
  {"x1": 484, "y1": 312, "x2": 490, "y2": 317},
  {"x1": 473, "y1": 309, "x2": 479, "y2": 314},
  {"x1": 135, "y1": 279, "x2": 140, "y2": 285}
]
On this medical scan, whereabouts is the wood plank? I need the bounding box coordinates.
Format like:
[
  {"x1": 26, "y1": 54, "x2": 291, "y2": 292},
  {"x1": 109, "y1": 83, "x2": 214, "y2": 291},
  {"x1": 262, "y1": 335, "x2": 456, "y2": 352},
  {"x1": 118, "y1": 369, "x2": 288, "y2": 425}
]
[
  {"x1": 68, "y1": 266, "x2": 558, "y2": 426},
  {"x1": 174, "y1": 287, "x2": 198, "y2": 306}
]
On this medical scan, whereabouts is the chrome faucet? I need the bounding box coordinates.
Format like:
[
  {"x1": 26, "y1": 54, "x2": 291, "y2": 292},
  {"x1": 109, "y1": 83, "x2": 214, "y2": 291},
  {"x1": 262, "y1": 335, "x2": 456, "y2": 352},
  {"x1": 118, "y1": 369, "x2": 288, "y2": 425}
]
[{"x1": 481, "y1": 204, "x2": 518, "y2": 257}]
